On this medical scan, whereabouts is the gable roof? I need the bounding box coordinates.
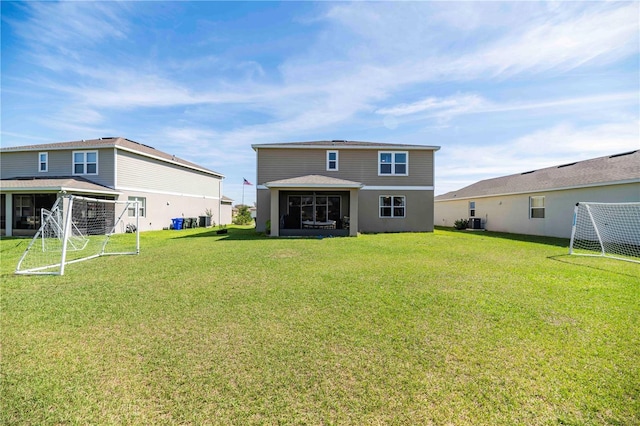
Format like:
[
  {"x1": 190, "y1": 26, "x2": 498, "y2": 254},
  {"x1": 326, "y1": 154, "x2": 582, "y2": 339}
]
[
  {"x1": 0, "y1": 176, "x2": 119, "y2": 195},
  {"x1": 265, "y1": 174, "x2": 364, "y2": 189},
  {"x1": 1, "y1": 137, "x2": 224, "y2": 178},
  {"x1": 252, "y1": 140, "x2": 440, "y2": 151},
  {"x1": 435, "y1": 150, "x2": 640, "y2": 201}
]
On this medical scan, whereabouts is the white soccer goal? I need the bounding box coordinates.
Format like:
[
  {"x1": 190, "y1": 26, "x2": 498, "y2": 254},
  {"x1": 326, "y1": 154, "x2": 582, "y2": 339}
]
[
  {"x1": 569, "y1": 202, "x2": 640, "y2": 264},
  {"x1": 15, "y1": 195, "x2": 140, "y2": 275}
]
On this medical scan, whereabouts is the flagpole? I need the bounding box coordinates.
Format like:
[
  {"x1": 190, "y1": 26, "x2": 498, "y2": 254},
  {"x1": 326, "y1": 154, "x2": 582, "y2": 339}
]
[{"x1": 242, "y1": 179, "x2": 245, "y2": 206}]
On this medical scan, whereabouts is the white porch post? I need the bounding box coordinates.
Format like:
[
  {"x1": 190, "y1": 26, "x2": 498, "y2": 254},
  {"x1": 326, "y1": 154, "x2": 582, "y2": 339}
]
[
  {"x1": 349, "y1": 188, "x2": 359, "y2": 237},
  {"x1": 270, "y1": 189, "x2": 280, "y2": 237}
]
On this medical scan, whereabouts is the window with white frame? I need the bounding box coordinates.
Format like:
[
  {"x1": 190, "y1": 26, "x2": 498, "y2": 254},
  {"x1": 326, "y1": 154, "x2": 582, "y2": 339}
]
[
  {"x1": 469, "y1": 201, "x2": 476, "y2": 217},
  {"x1": 73, "y1": 151, "x2": 98, "y2": 175},
  {"x1": 38, "y1": 152, "x2": 48, "y2": 172},
  {"x1": 379, "y1": 151, "x2": 408, "y2": 175},
  {"x1": 327, "y1": 150, "x2": 338, "y2": 171},
  {"x1": 530, "y1": 196, "x2": 545, "y2": 218},
  {"x1": 379, "y1": 195, "x2": 405, "y2": 218},
  {"x1": 128, "y1": 196, "x2": 146, "y2": 217}
]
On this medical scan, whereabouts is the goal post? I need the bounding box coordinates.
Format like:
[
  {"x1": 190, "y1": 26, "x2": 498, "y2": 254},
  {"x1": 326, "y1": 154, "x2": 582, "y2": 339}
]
[
  {"x1": 15, "y1": 194, "x2": 140, "y2": 275},
  {"x1": 569, "y1": 202, "x2": 640, "y2": 264}
]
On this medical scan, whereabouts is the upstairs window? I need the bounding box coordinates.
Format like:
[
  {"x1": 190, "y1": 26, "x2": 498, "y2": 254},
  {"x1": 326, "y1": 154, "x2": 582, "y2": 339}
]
[
  {"x1": 379, "y1": 151, "x2": 408, "y2": 176},
  {"x1": 38, "y1": 152, "x2": 48, "y2": 172},
  {"x1": 469, "y1": 201, "x2": 476, "y2": 217},
  {"x1": 73, "y1": 151, "x2": 98, "y2": 175},
  {"x1": 327, "y1": 150, "x2": 338, "y2": 171},
  {"x1": 530, "y1": 196, "x2": 545, "y2": 218}
]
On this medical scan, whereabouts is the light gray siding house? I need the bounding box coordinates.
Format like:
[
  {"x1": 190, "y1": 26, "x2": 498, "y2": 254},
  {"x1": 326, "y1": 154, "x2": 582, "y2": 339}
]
[
  {"x1": 252, "y1": 140, "x2": 440, "y2": 236},
  {"x1": 220, "y1": 196, "x2": 234, "y2": 225},
  {"x1": 0, "y1": 137, "x2": 225, "y2": 236},
  {"x1": 434, "y1": 150, "x2": 640, "y2": 238}
]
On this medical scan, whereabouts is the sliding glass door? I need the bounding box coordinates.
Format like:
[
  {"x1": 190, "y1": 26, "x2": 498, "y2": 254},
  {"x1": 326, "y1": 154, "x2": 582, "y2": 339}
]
[{"x1": 288, "y1": 194, "x2": 341, "y2": 225}]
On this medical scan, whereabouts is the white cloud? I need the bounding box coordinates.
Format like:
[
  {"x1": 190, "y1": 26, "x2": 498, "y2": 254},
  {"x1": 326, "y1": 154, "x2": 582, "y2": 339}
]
[
  {"x1": 375, "y1": 91, "x2": 638, "y2": 124},
  {"x1": 13, "y1": 2, "x2": 131, "y2": 60},
  {"x1": 435, "y1": 120, "x2": 640, "y2": 195},
  {"x1": 449, "y1": 3, "x2": 640, "y2": 79},
  {"x1": 376, "y1": 94, "x2": 488, "y2": 117}
]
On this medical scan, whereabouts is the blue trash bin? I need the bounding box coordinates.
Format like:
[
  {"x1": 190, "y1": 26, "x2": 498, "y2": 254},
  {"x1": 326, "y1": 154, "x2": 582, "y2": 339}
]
[{"x1": 172, "y1": 218, "x2": 184, "y2": 230}]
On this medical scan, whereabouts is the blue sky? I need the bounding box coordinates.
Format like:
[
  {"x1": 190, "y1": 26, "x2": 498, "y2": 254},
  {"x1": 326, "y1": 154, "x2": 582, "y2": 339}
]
[{"x1": 1, "y1": 1, "x2": 638, "y2": 205}]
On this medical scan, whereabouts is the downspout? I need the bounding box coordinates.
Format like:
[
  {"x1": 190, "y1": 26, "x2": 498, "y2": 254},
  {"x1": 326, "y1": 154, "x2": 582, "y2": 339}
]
[{"x1": 113, "y1": 147, "x2": 118, "y2": 192}]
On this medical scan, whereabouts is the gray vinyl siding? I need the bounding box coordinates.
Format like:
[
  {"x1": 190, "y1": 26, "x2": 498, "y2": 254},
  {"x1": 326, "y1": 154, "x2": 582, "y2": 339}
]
[
  {"x1": 256, "y1": 189, "x2": 271, "y2": 232},
  {"x1": 359, "y1": 190, "x2": 434, "y2": 233},
  {"x1": 116, "y1": 150, "x2": 220, "y2": 198},
  {"x1": 0, "y1": 149, "x2": 116, "y2": 187},
  {"x1": 257, "y1": 148, "x2": 434, "y2": 186},
  {"x1": 1, "y1": 152, "x2": 34, "y2": 178}
]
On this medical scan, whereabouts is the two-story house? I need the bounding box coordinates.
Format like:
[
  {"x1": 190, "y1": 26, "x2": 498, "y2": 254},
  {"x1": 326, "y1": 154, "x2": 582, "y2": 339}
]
[
  {"x1": 252, "y1": 140, "x2": 440, "y2": 236},
  {"x1": 0, "y1": 137, "x2": 225, "y2": 236}
]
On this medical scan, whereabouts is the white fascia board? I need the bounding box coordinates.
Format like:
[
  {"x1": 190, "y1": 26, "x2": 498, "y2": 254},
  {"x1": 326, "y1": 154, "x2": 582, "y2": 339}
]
[
  {"x1": 1, "y1": 186, "x2": 121, "y2": 195},
  {"x1": 252, "y1": 144, "x2": 440, "y2": 151},
  {"x1": 264, "y1": 183, "x2": 364, "y2": 189},
  {"x1": 362, "y1": 185, "x2": 434, "y2": 191},
  {"x1": 434, "y1": 179, "x2": 640, "y2": 202},
  {"x1": 115, "y1": 185, "x2": 221, "y2": 199}
]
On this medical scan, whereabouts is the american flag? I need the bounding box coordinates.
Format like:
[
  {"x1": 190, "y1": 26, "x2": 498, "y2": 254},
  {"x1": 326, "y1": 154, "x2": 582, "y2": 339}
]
[{"x1": 243, "y1": 178, "x2": 252, "y2": 186}]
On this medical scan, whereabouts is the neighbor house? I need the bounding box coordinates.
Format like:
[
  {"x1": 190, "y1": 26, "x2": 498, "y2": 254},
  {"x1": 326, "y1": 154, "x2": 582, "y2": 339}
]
[
  {"x1": 220, "y1": 196, "x2": 234, "y2": 225},
  {"x1": 252, "y1": 140, "x2": 440, "y2": 236},
  {"x1": 434, "y1": 150, "x2": 640, "y2": 238},
  {"x1": 0, "y1": 137, "x2": 225, "y2": 236}
]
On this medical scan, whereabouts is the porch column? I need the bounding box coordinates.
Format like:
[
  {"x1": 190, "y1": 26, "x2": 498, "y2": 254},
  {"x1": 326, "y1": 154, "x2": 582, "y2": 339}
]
[
  {"x1": 349, "y1": 188, "x2": 359, "y2": 237},
  {"x1": 5, "y1": 194, "x2": 12, "y2": 237},
  {"x1": 270, "y1": 189, "x2": 280, "y2": 237}
]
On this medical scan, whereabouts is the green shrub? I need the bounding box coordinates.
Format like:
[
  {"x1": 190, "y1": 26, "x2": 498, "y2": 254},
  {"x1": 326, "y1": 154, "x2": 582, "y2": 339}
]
[{"x1": 454, "y1": 218, "x2": 468, "y2": 230}]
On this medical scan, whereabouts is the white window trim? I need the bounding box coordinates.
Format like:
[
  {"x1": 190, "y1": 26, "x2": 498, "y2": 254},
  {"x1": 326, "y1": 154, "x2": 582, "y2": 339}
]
[
  {"x1": 529, "y1": 196, "x2": 545, "y2": 219},
  {"x1": 469, "y1": 201, "x2": 476, "y2": 217},
  {"x1": 326, "y1": 150, "x2": 339, "y2": 171},
  {"x1": 72, "y1": 150, "x2": 98, "y2": 175},
  {"x1": 379, "y1": 195, "x2": 406, "y2": 218},
  {"x1": 38, "y1": 152, "x2": 48, "y2": 173},
  {"x1": 378, "y1": 151, "x2": 409, "y2": 176},
  {"x1": 128, "y1": 196, "x2": 146, "y2": 217}
]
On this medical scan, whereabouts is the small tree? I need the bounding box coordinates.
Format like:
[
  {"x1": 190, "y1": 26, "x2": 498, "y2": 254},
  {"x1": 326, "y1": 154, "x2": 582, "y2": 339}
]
[{"x1": 233, "y1": 205, "x2": 253, "y2": 225}]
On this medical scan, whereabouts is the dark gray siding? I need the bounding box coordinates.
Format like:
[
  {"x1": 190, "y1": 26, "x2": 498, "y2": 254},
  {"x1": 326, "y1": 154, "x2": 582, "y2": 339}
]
[
  {"x1": 256, "y1": 189, "x2": 271, "y2": 232},
  {"x1": 257, "y1": 148, "x2": 434, "y2": 186},
  {"x1": 358, "y1": 190, "x2": 434, "y2": 233}
]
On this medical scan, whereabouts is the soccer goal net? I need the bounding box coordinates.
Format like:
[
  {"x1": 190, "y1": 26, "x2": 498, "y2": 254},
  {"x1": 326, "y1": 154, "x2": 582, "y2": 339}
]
[
  {"x1": 569, "y1": 202, "x2": 640, "y2": 264},
  {"x1": 15, "y1": 195, "x2": 140, "y2": 275}
]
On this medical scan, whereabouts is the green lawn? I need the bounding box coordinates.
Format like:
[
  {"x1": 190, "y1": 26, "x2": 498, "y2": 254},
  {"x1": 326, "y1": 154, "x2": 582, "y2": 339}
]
[{"x1": 1, "y1": 227, "x2": 638, "y2": 425}]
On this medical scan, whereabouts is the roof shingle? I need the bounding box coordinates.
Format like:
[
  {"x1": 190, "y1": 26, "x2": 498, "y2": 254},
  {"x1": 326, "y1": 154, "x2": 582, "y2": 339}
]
[{"x1": 435, "y1": 150, "x2": 640, "y2": 200}]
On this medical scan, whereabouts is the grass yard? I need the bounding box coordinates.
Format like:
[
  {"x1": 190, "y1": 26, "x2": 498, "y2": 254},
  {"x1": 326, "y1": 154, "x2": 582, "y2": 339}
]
[{"x1": 1, "y1": 227, "x2": 638, "y2": 425}]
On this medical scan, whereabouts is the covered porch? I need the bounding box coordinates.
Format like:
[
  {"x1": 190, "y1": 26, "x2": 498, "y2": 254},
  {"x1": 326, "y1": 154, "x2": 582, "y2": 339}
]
[
  {"x1": 264, "y1": 175, "x2": 362, "y2": 237},
  {"x1": 0, "y1": 177, "x2": 119, "y2": 236}
]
